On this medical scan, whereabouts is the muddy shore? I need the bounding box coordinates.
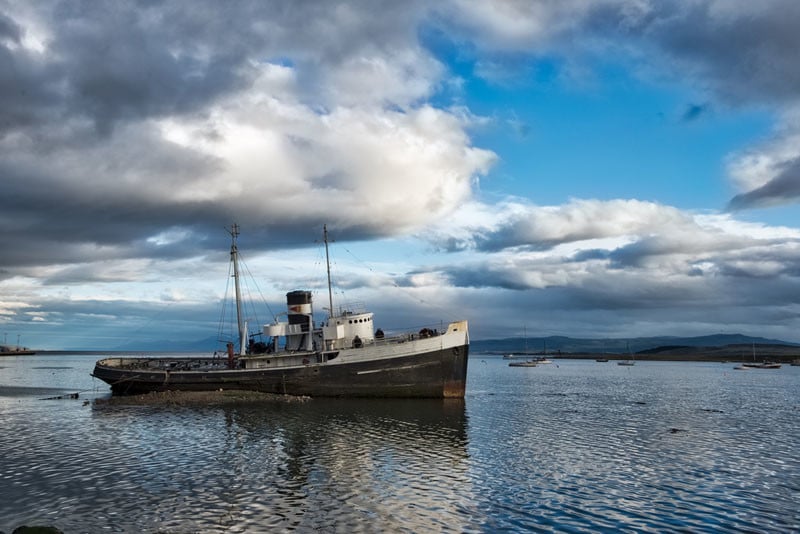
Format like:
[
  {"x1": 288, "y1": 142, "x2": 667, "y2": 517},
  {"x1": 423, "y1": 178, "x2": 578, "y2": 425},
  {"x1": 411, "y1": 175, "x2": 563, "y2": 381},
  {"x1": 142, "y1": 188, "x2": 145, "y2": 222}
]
[{"x1": 94, "y1": 389, "x2": 310, "y2": 406}]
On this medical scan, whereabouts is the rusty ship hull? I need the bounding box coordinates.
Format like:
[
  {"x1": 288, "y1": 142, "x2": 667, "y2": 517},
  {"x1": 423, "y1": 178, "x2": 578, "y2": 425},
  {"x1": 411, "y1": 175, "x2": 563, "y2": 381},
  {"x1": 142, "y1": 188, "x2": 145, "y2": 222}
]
[{"x1": 93, "y1": 332, "x2": 469, "y2": 398}]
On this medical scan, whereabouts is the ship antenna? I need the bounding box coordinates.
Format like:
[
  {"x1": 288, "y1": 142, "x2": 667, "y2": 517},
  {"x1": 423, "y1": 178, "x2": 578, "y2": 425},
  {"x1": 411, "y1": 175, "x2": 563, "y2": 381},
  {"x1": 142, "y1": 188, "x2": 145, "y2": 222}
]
[
  {"x1": 324, "y1": 224, "x2": 335, "y2": 322},
  {"x1": 228, "y1": 223, "x2": 246, "y2": 355}
]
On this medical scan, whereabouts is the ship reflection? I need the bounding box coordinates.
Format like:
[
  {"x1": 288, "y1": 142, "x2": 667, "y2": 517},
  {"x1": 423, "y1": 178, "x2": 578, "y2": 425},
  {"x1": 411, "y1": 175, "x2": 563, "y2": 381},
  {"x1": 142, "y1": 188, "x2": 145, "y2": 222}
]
[
  {"x1": 219, "y1": 398, "x2": 472, "y2": 531},
  {"x1": 90, "y1": 398, "x2": 473, "y2": 531}
]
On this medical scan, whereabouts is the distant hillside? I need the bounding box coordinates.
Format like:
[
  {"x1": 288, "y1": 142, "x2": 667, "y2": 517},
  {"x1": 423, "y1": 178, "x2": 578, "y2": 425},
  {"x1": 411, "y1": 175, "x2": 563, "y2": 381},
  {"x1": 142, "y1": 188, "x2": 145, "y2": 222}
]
[
  {"x1": 108, "y1": 333, "x2": 800, "y2": 360},
  {"x1": 472, "y1": 334, "x2": 800, "y2": 355}
]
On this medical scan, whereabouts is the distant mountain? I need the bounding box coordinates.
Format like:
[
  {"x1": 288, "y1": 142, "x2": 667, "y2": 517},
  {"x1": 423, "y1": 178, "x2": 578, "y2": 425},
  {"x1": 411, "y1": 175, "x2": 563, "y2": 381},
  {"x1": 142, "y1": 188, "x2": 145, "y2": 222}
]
[
  {"x1": 108, "y1": 332, "x2": 799, "y2": 356},
  {"x1": 472, "y1": 333, "x2": 800, "y2": 354}
]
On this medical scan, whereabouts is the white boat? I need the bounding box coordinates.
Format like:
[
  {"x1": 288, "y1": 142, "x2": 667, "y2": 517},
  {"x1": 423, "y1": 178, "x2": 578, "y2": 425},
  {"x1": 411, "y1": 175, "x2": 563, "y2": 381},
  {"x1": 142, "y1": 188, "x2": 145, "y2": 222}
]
[
  {"x1": 93, "y1": 225, "x2": 469, "y2": 398},
  {"x1": 734, "y1": 344, "x2": 781, "y2": 370},
  {"x1": 508, "y1": 327, "x2": 539, "y2": 367},
  {"x1": 617, "y1": 342, "x2": 635, "y2": 366},
  {"x1": 531, "y1": 340, "x2": 553, "y2": 364}
]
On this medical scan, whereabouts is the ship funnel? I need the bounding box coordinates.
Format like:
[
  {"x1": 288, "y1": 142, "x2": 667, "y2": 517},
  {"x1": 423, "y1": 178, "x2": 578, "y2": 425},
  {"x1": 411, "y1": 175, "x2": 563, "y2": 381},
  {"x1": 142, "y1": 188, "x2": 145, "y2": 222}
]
[{"x1": 286, "y1": 290, "x2": 314, "y2": 351}]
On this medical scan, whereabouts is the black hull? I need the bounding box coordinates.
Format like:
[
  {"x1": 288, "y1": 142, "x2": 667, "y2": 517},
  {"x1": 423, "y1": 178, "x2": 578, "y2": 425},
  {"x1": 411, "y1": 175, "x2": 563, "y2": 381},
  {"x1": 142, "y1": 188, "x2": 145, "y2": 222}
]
[{"x1": 93, "y1": 344, "x2": 469, "y2": 398}]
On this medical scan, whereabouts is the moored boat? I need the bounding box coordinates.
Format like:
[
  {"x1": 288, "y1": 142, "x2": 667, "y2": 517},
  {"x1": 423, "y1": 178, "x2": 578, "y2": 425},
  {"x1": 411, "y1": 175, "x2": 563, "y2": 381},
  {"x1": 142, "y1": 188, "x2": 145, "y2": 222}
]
[
  {"x1": 508, "y1": 360, "x2": 537, "y2": 367},
  {"x1": 737, "y1": 362, "x2": 781, "y2": 370},
  {"x1": 617, "y1": 342, "x2": 635, "y2": 366},
  {"x1": 92, "y1": 225, "x2": 469, "y2": 398},
  {"x1": 734, "y1": 344, "x2": 781, "y2": 370}
]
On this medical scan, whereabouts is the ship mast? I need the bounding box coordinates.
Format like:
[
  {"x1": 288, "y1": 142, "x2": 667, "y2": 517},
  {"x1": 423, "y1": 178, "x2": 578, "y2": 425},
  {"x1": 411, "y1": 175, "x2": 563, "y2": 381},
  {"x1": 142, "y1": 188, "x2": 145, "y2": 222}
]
[
  {"x1": 229, "y1": 224, "x2": 247, "y2": 355},
  {"x1": 324, "y1": 224, "x2": 334, "y2": 321}
]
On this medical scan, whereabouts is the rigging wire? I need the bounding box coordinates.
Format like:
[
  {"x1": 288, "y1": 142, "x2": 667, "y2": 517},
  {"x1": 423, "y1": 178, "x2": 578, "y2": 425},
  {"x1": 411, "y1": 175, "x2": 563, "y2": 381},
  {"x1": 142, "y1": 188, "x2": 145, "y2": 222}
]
[
  {"x1": 216, "y1": 247, "x2": 279, "y2": 351},
  {"x1": 216, "y1": 258, "x2": 235, "y2": 348},
  {"x1": 339, "y1": 244, "x2": 462, "y2": 325}
]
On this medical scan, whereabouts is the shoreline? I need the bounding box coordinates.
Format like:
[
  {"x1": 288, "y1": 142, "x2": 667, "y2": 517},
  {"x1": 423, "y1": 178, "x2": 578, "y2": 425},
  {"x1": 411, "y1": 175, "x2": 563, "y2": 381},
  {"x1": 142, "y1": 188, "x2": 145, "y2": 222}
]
[
  {"x1": 93, "y1": 389, "x2": 312, "y2": 406},
  {"x1": 485, "y1": 352, "x2": 800, "y2": 363}
]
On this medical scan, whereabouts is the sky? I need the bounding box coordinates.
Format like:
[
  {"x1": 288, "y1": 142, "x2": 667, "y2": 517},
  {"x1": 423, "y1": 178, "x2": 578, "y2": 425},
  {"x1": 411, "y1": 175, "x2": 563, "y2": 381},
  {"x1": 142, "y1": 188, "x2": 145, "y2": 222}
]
[{"x1": 2, "y1": 0, "x2": 800, "y2": 350}]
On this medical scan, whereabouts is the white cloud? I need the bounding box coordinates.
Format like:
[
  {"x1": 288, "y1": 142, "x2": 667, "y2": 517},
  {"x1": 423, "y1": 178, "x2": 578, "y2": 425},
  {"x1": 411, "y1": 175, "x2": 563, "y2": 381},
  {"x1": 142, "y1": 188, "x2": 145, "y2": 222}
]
[{"x1": 154, "y1": 68, "x2": 497, "y2": 232}]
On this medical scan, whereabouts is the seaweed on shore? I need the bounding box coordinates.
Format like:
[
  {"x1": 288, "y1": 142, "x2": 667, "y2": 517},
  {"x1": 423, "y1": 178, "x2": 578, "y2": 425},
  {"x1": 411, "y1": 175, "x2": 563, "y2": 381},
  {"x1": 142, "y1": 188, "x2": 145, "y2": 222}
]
[{"x1": 93, "y1": 389, "x2": 310, "y2": 406}]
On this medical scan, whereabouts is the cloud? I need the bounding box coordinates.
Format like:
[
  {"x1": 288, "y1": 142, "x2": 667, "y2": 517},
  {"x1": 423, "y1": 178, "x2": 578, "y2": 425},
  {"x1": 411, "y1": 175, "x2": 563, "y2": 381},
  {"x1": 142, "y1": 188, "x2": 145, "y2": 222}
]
[
  {"x1": 426, "y1": 199, "x2": 691, "y2": 252},
  {"x1": 726, "y1": 118, "x2": 800, "y2": 209},
  {"x1": 420, "y1": 201, "x2": 800, "y2": 319},
  {"x1": 439, "y1": 1, "x2": 800, "y2": 107},
  {"x1": 0, "y1": 1, "x2": 495, "y2": 274},
  {"x1": 437, "y1": 1, "x2": 800, "y2": 211},
  {"x1": 2, "y1": 1, "x2": 800, "y2": 346},
  {"x1": 728, "y1": 157, "x2": 800, "y2": 210}
]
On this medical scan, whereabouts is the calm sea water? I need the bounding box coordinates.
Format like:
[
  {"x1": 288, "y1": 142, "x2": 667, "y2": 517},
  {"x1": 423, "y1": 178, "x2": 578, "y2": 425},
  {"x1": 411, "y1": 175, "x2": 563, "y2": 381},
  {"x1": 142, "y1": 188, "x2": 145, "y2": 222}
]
[{"x1": 1, "y1": 353, "x2": 798, "y2": 533}]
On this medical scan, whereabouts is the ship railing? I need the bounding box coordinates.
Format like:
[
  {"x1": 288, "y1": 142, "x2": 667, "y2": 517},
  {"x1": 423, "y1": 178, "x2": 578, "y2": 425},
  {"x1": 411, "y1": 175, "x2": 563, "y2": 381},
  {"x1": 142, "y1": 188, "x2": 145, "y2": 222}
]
[
  {"x1": 368, "y1": 323, "x2": 446, "y2": 347},
  {"x1": 105, "y1": 355, "x2": 234, "y2": 371}
]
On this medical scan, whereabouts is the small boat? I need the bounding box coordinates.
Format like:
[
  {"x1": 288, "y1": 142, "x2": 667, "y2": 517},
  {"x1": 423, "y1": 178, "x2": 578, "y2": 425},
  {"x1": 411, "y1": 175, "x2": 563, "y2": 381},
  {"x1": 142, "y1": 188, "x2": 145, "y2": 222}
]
[
  {"x1": 509, "y1": 360, "x2": 537, "y2": 367},
  {"x1": 734, "y1": 344, "x2": 781, "y2": 370},
  {"x1": 530, "y1": 340, "x2": 553, "y2": 364},
  {"x1": 617, "y1": 341, "x2": 635, "y2": 366},
  {"x1": 93, "y1": 225, "x2": 469, "y2": 398},
  {"x1": 791, "y1": 359, "x2": 800, "y2": 367},
  {"x1": 595, "y1": 358, "x2": 609, "y2": 363},
  {"x1": 738, "y1": 362, "x2": 781, "y2": 369}
]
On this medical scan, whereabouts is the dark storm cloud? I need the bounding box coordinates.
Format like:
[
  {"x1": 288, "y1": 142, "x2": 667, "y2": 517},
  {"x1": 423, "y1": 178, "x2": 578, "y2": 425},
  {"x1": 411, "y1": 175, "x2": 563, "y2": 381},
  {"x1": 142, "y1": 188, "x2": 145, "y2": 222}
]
[
  {"x1": 1, "y1": 2, "x2": 260, "y2": 136},
  {"x1": 0, "y1": 11, "x2": 19, "y2": 41},
  {"x1": 648, "y1": 2, "x2": 800, "y2": 106},
  {"x1": 727, "y1": 157, "x2": 800, "y2": 210},
  {"x1": 0, "y1": 0, "x2": 420, "y2": 134},
  {"x1": 434, "y1": 246, "x2": 800, "y2": 324},
  {"x1": 577, "y1": 1, "x2": 800, "y2": 106},
  {"x1": 442, "y1": 1, "x2": 800, "y2": 107}
]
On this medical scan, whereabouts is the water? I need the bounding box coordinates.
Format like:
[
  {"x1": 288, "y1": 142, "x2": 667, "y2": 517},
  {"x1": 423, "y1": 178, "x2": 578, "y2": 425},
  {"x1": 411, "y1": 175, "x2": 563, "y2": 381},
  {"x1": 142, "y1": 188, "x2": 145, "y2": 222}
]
[{"x1": 1, "y1": 354, "x2": 798, "y2": 533}]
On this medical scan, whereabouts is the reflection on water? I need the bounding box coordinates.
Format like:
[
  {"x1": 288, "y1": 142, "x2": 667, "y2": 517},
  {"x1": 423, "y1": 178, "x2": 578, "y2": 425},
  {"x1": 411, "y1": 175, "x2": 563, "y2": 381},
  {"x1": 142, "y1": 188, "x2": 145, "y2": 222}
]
[
  {"x1": 0, "y1": 355, "x2": 798, "y2": 532},
  {"x1": 2, "y1": 377, "x2": 472, "y2": 532}
]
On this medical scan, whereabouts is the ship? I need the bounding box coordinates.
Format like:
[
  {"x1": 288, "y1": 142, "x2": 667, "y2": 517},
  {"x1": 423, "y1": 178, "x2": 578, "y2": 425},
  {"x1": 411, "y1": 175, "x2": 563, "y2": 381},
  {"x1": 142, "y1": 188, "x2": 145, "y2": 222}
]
[{"x1": 92, "y1": 225, "x2": 469, "y2": 398}]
